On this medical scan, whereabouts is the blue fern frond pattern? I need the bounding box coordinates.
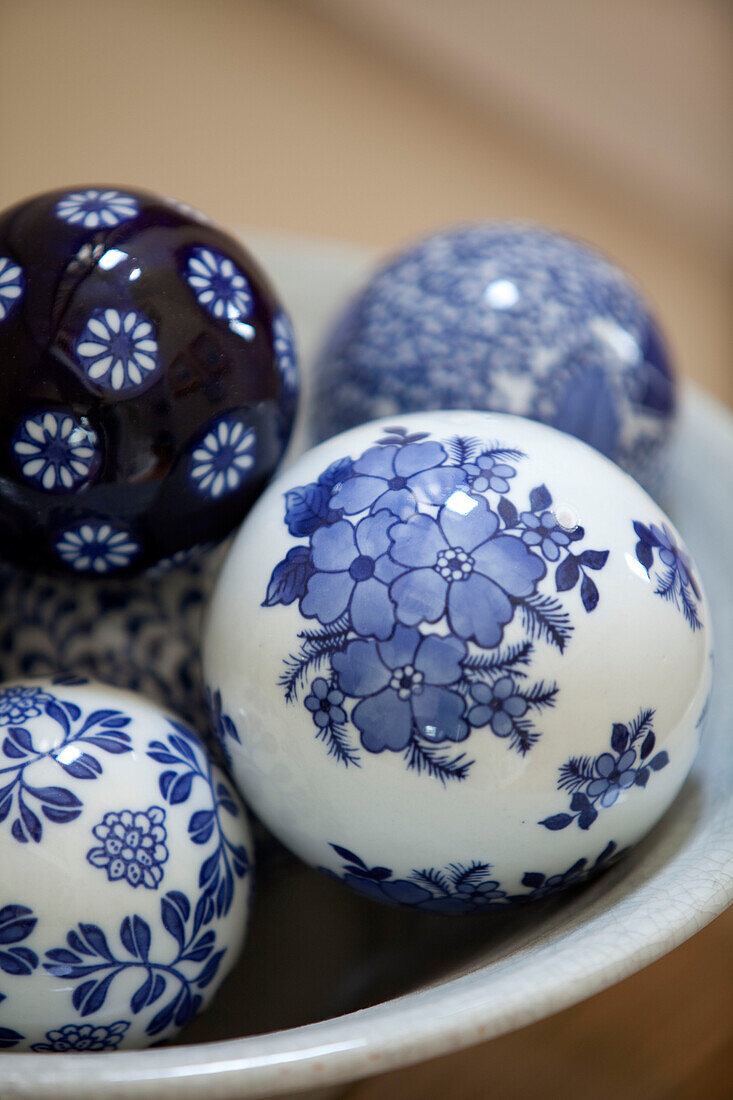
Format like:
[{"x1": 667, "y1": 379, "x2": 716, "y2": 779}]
[
  {"x1": 540, "y1": 709, "x2": 669, "y2": 831},
  {"x1": 323, "y1": 840, "x2": 625, "y2": 913},
  {"x1": 259, "y1": 427, "x2": 609, "y2": 782},
  {"x1": 633, "y1": 521, "x2": 702, "y2": 631}
]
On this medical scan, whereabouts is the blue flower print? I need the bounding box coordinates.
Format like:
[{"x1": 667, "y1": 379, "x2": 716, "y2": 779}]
[
  {"x1": 463, "y1": 454, "x2": 516, "y2": 494},
  {"x1": 189, "y1": 417, "x2": 256, "y2": 500},
  {"x1": 305, "y1": 678, "x2": 347, "y2": 730},
  {"x1": 12, "y1": 411, "x2": 100, "y2": 492},
  {"x1": 330, "y1": 440, "x2": 465, "y2": 519},
  {"x1": 542, "y1": 708, "x2": 669, "y2": 831},
  {"x1": 468, "y1": 676, "x2": 527, "y2": 737},
  {"x1": 55, "y1": 189, "x2": 138, "y2": 229},
  {"x1": 633, "y1": 520, "x2": 702, "y2": 630},
  {"x1": 186, "y1": 247, "x2": 253, "y2": 329},
  {"x1": 301, "y1": 510, "x2": 403, "y2": 639},
  {"x1": 273, "y1": 312, "x2": 299, "y2": 393},
  {"x1": 31, "y1": 1020, "x2": 130, "y2": 1052},
  {"x1": 389, "y1": 495, "x2": 546, "y2": 647},
  {"x1": 332, "y1": 625, "x2": 468, "y2": 752},
  {"x1": 76, "y1": 309, "x2": 159, "y2": 392},
  {"x1": 0, "y1": 256, "x2": 23, "y2": 321},
  {"x1": 520, "y1": 510, "x2": 571, "y2": 562},
  {"x1": 0, "y1": 685, "x2": 53, "y2": 726},
  {"x1": 87, "y1": 807, "x2": 169, "y2": 889},
  {"x1": 55, "y1": 521, "x2": 140, "y2": 574}
]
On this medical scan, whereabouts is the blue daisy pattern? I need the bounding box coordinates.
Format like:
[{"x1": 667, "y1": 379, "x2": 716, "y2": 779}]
[
  {"x1": 0, "y1": 685, "x2": 53, "y2": 726},
  {"x1": 31, "y1": 1021, "x2": 130, "y2": 1053},
  {"x1": 273, "y1": 312, "x2": 299, "y2": 393},
  {"x1": 186, "y1": 247, "x2": 253, "y2": 325},
  {"x1": 75, "y1": 309, "x2": 159, "y2": 393},
  {"x1": 55, "y1": 189, "x2": 138, "y2": 230},
  {"x1": 12, "y1": 411, "x2": 100, "y2": 492},
  {"x1": 633, "y1": 520, "x2": 702, "y2": 631},
  {"x1": 259, "y1": 426, "x2": 609, "y2": 781},
  {"x1": 87, "y1": 807, "x2": 169, "y2": 889},
  {"x1": 0, "y1": 256, "x2": 23, "y2": 321},
  {"x1": 541, "y1": 709, "x2": 669, "y2": 831},
  {"x1": 55, "y1": 521, "x2": 140, "y2": 574},
  {"x1": 189, "y1": 417, "x2": 256, "y2": 500}
]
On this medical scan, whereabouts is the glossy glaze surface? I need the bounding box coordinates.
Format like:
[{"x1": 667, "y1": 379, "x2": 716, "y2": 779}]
[
  {"x1": 0, "y1": 187, "x2": 299, "y2": 575},
  {"x1": 204, "y1": 411, "x2": 711, "y2": 912},
  {"x1": 0, "y1": 678, "x2": 252, "y2": 1050},
  {"x1": 311, "y1": 224, "x2": 676, "y2": 492}
]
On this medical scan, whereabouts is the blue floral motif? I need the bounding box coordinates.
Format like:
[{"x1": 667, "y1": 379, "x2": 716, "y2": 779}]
[
  {"x1": 87, "y1": 807, "x2": 169, "y2": 889},
  {"x1": 633, "y1": 521, "x2": 702, "y2": 631},
  {"x1": 0, "y1": 903, "x2": 38, "y2": 1049},
  {"x1": 0, "y1": 685, "x2": 132, "y2": 843},
  {"x1": 186, "y1": 247, "x2": 253, "y2": 330},
  {"x1": 147, "y1": 721, "x2": 249, "y2": 920},
  {"x1": 322, "y1": 839, "x2": 625, "y2": 913},
  {"x1": 273, "y1": 312, "x2": 299, "y2": 394},
  {"x1": 12, "y1": 411, "x2": 100, "y2": 492},
  {"x1": 0, "y1": 256, "x2": 24, "y2": 322},
  {"x1": 31, "y1": 1020, "x2": 130, "y2": 1052},
  {"x1": 262, "y1": 427, "x2": 609, "y2": 781},
  {"x1": 75, "y1": 309, "x2": 159, "y2": 392},
  {"x1": 541, "y1": 708, "x2": 669, "y2": 831},
  {"x1": 55, "y1": 521, "x2": 140, "y2": 574},
  {"x1": 55, "y1": 189, "x2": 138, "y2": 229},
  {"x1": 44, "y1": 891, "x2": 227, "y2": 1038},
  {"x1": 189, "y1": 416, "x2": 256, "y2": 500}
]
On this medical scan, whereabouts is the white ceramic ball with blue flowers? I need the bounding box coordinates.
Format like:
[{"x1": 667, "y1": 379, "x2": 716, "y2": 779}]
[
  {"x1": 204, "y1": 411, "x2": 711, "y2": 915},
  {"x1": 0, "y1": 677, "x2": 252, "y2": 1050},
  {"x1": 311, "y1": 224, "x2": 676, "y2": 494}
]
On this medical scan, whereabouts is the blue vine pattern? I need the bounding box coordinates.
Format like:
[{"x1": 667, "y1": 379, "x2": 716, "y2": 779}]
[
  {"x1": 633, "y1": 521, "x2": 702, "y2": 631},
  {"x1": 147, "y1": 721, "x2": 249, "y2": 921},
  {"x1": 0, "y1": 684, "x2": 132, "y2": 844},
  {"x1": 322, "y1": 840, "x2": 624, "y2": 914},
  {"x1": 541, "y1": 709, "x2": 669, "y2": 831},
  {"x1": 0, "y1": 903, "x2": 38, "y2": 1048},
  {"x1": 43, "y1": 891, "x2": 227, "y2": 1038},
  {"x1": 261, "y1": 427, "x2": 609, "y2": 782}
]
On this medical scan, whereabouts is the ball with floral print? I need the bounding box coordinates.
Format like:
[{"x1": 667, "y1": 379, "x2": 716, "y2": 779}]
[
  {"x1": 204, "y1": 410, "x2": 712, "y2": 912},
  {"x1": 310, "y1": 223, "x2": 676, "y2": 494},
  {"x1": 0, "y1": 185, "x2": 299, "y2": 576},
  {"x1": 0, "y1": 677, "x2": 253, "y2": 1049}
]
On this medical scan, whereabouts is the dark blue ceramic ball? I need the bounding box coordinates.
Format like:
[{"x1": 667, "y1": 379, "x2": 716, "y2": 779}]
[
  {"x1": 311, "y1": 223, "x2": 676, "y2": 493},
  {"x1": 0, "y1": 186, "x2": 299, "y2": 576}
]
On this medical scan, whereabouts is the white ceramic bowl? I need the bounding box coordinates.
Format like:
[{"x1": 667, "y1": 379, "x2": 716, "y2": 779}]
[{"x1": 2, "y1": 235, "x2": 731, "y2": 1100}]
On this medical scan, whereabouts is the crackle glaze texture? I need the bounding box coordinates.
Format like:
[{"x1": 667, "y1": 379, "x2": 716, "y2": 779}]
[
  {"x1": 0, "y1": 678, "x2": 252, "y2": 1050},
  {"x1": 0, "y1": 187, "x2": 299, "y2": 576},
  {"x1": 204, "y1": 411, "x2": 711, "y2": 910},
  {"x1": 311, "y1": 224, "x2": 676, "y2": 493}
]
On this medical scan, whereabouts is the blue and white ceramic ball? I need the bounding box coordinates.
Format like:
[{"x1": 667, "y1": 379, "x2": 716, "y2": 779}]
[
  {"x1": 311, "y1": 224, "x2": 676, "y2": 493},
  {"x1": 0, "y1": 678, "x2": 252, "y2": 1050},
  {"x1": 204, "y1": 411, "x2": 711, "y2": 914}
]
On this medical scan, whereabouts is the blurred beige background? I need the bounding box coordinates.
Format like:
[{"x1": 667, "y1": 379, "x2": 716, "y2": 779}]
[
  {"x1": 0, "y1": 0, "x2": 731, "y2": 406},
  {"x1": 0, "y1": 3, "x2": 731, "y2": 1098}
]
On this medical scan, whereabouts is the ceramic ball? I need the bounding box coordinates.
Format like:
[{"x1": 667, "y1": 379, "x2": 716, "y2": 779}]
[
  {"x1": 0, "y1": 678, "x2": 252, "y2": 1049},
  {"x1": 0, "y1": 186, "x2": 299, "y2": 576},
  {"x1": 0, "y1": 544, "x2": 226, "y2": 735},
  {"x1": 203, "y1": 411, "x2": 711, "y2": 914},
  {"x1": 311, "y1": 224, "x2": 676, "y2": 493}
]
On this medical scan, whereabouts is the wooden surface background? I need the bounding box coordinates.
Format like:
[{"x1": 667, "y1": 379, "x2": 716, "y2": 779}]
[{"x1": 1, "y1": 3, "x2": 730, "y2": 1097}]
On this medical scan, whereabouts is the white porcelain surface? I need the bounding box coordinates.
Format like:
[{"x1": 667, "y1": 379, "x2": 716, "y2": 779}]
[
  {"x1": 0, "y1": 679, "x2": 252, "y2": 1052},
  {"x1": 204, "y1": 410, "x2": 711, "y2": 908},
  {"x1": 1, "y1": 235, "x2": 730, "y2": 1100}
]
